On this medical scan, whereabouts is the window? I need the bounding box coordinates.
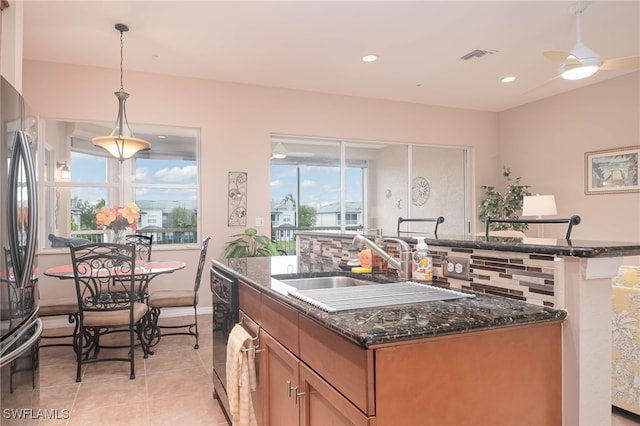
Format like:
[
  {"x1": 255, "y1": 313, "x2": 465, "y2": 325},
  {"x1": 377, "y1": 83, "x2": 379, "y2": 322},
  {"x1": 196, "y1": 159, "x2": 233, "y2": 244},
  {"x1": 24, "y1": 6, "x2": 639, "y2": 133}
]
[
  {"x1": 270, "y1": 134, "x2": 469, "y2": 254},
  {"x1": 41, "y1": 119, "x2": 200, "y2": 248}
]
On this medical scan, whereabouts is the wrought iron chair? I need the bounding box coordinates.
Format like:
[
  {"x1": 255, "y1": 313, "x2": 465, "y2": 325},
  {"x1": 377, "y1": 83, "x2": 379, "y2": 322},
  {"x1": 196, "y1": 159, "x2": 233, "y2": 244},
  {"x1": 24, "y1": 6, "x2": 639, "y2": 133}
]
[
  {"x1": 38, "y1": 297, "x2": 79, "y2": 349},
  {"x1": 146, "y1": 237, "x2": 210, "y2": 349},
  {"x1": 125, "y1": 234, "x2": 153, "y2": 261},
  {"x1": 3, "y1": 246, "x2": 77, "y2": 349},
  {"x1": 483, "y1": 215, "x2": 581, "y2": 239},
  {"x1": 397, "y1": 216, "x2": 445, "y2": 237},
  {"x1": 123, "y1": 234, "x2": 153, "y2": 299},
  {"x1": 69, "y1": 242, "x2": 149, "y2": 382}
]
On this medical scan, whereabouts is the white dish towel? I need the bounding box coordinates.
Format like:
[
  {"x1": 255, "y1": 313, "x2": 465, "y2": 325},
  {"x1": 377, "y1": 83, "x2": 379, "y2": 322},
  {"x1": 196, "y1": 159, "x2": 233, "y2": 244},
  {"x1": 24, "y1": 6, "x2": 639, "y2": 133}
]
[{"x1": 226, "y1": 324, "x2": 257, "y2": 426}]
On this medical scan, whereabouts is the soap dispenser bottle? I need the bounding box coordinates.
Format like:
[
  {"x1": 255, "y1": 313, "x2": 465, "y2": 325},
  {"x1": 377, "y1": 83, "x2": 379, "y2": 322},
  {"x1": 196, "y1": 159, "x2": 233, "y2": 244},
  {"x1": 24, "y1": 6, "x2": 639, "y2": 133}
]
[
  {"x1": 371, "y1": 228, "x2": 388, "y2": 274},
  {"x1": 412, "y1": 237, "x2": 432, "y2": 283}
]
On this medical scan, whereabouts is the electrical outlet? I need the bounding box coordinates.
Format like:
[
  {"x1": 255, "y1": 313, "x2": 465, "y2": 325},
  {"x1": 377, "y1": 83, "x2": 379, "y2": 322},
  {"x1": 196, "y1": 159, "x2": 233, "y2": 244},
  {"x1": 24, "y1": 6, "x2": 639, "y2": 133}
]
[
  {"x1": 255, "y1": 217, "x2": 264, "y2": 227},
  {"x1": 442, "y1": 256, "x2": 470, "y2": 280}
]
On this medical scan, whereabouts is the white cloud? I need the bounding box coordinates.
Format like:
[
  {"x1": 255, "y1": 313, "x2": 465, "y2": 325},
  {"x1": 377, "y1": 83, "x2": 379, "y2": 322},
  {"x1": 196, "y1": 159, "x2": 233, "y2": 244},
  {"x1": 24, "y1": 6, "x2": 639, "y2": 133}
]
[
  {"x1": 301, "y1": 179, "x2": 317, "y2": 188},
  {"x1": 136, "y1": 168, "x2": 150, "y2": 181},
  {"x1": 153, "y1": 165, "x2": 197, "y2": 182},
  {"x1": 270, "y1": 180, "x2": 282, "y2": 188}
]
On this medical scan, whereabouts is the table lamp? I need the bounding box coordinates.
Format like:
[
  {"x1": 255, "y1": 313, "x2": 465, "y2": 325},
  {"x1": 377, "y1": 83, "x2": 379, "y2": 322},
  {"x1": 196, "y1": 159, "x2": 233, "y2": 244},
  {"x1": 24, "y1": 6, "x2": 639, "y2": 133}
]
[{"x1": 522, "y1": 194, "x2": 557, "y2": 237}]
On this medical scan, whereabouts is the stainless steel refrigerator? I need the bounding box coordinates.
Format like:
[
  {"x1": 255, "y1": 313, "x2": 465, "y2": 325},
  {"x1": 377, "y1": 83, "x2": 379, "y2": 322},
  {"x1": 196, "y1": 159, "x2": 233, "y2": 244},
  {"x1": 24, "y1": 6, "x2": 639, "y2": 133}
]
[{"x1": 0, "y1": 75, "x2": 42, "y2": 423}]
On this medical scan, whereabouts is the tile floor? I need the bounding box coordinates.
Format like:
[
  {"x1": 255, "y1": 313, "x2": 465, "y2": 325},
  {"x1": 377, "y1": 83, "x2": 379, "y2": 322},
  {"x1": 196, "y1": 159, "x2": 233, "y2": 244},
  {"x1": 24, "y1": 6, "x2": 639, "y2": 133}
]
[
  {"x1": 26, "y1": 313, "x2": 640, "y2": 426},
  {"x1": 35, "y1": 313, "x2": 229, "y2": 426}
]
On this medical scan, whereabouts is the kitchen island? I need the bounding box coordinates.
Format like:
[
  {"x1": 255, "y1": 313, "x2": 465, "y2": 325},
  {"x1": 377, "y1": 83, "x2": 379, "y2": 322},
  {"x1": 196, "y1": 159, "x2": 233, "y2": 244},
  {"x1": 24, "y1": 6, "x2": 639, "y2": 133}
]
[
  {"x1": 213, "y1": 234, "x2": 640, "y2": 425},
  {"x1": 213, "y1": 254, "x2": 567, "y2": 425}
]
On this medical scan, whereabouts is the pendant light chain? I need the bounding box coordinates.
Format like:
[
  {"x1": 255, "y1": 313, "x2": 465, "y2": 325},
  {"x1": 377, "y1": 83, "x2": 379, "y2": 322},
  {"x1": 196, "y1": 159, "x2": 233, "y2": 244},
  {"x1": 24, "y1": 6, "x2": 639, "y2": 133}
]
[{"x1": 120, "y1": 28, "x2": 124, "y2": 91}]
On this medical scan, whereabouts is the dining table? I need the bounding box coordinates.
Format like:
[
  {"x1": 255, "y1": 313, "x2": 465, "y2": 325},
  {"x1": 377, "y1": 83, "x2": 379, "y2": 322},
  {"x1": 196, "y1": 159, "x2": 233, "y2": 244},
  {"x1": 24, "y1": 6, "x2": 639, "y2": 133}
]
[
  {"x1": 44, "y1": 259, "x2": 186, "y2": 353},
  {"x1": 44, "y1": 259, "x2": 186, "y2": 281}
]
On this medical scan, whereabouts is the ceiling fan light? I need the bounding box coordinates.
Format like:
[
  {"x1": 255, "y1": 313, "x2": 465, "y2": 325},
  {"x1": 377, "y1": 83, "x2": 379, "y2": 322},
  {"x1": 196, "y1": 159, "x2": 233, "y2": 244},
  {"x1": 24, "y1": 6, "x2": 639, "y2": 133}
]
[
  {"x1": 272, "y1": 142, "x2": 287, "y2": 159},
  {"x1": 559, "y1": 62, "x2": 599, "y2": 80}
]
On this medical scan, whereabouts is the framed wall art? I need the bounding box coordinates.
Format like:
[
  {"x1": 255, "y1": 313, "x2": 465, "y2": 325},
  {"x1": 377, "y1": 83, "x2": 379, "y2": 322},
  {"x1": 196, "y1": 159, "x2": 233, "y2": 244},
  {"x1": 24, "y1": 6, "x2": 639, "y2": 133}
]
[
  {"x1": 228, "y1": 171, "x2": 247, "y2": 226},
  {"x1": 585, "y1": 146, "x2": 640, "y2": 194}
]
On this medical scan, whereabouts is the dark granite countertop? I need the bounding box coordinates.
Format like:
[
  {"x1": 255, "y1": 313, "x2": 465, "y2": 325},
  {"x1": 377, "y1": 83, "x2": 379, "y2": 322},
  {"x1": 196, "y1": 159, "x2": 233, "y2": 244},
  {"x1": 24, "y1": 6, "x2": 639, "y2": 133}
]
[
  {"x1": 212, "y1": 256, "x2": 567, "y2": 348},
  {"x1": 295, "y1": 231, "x2": 640, "y2": 258}
]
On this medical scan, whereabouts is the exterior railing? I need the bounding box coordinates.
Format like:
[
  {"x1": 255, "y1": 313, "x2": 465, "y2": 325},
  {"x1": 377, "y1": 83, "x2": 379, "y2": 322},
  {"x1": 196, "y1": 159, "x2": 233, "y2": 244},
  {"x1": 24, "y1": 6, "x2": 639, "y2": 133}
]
[
  {"x1": 71, "y1": 228, "x2": 198, "y2": 246},
  {"x1": 271, "y1": 225, "x2": 363, "y2": 255}
]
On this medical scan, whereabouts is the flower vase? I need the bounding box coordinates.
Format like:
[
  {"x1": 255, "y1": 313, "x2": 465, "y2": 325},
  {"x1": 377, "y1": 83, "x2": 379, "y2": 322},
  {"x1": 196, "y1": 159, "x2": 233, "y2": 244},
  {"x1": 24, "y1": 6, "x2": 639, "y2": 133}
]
[{"x1": 113, "y1": 229, "x2": 126, "y2": 245}]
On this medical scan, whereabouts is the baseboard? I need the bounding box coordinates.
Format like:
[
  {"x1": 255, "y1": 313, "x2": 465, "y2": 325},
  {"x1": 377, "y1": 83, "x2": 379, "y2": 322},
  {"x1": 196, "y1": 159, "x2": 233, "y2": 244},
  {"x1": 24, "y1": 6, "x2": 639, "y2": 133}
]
[{"x1": 41, "y1": 306, "x2": 214, "y2": 329}]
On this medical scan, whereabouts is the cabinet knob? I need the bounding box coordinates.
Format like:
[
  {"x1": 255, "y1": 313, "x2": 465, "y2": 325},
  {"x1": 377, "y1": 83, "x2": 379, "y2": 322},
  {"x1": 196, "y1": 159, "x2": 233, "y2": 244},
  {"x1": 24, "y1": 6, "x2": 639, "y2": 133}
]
[{"x1": 294, "y1": 389, "x2": 305, "y2": 405}]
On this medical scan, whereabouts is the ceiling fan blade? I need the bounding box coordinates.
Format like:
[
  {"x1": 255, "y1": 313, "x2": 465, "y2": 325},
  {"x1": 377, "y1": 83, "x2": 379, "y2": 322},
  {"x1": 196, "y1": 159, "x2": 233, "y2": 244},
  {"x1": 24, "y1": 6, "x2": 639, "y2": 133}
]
[
  {"x1": 600, "y1": 56, "x2": 640, "y2": 71},
  {"x1": 544, "y1": 51, "x2": 579, "y2": 64},
  {"x1": 523, "y1": 75, "x2": 563, "y2": 96},
  {"x1": 287, "y1": 152, "x2": 315, "y2": 157}
]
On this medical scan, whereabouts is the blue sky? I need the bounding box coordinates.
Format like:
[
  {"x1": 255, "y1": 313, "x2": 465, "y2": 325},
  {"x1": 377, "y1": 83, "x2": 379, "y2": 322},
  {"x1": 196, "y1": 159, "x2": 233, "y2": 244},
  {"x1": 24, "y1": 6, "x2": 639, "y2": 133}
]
[
  {"x1": 270, "y1": 164, "x2": 363, "y2": 208},
  {"x1": 70, "y1": 153, "x2": 197, "y2": 205}
]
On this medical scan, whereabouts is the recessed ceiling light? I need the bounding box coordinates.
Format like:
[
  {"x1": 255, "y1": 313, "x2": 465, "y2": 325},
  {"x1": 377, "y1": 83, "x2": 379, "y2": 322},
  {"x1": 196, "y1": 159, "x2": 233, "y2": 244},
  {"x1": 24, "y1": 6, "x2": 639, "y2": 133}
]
[
  {"x1": 501, "y1": 76, "x2": 516, "y2": 83},
  {"x1": 362, "y1": 54, "x2": 378, "y2": 63},
  {"x1": 157, "y1": 135, "x2": 166, "y2": 139}
]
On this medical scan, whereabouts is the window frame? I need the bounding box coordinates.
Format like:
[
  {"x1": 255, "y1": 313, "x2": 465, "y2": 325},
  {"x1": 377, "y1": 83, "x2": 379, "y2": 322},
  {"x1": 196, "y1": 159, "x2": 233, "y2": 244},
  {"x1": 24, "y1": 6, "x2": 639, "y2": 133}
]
[{"x1": 39, "y1": 118, "x2": 201, "y2": 251}]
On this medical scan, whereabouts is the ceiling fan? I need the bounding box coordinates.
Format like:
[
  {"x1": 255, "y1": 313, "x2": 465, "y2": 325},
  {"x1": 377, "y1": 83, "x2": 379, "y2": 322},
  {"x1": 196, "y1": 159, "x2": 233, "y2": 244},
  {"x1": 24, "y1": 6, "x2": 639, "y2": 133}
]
[
  {"x1": 543, "y1": 1, "x2": 640, "y2": 80},
  {"x1": 270, "y1": 142, "x2": 315, "y2": 160}
]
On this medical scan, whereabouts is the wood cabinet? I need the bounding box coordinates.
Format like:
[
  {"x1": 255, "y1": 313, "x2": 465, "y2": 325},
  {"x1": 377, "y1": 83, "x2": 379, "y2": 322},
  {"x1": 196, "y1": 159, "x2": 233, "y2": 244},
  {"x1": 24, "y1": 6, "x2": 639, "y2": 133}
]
[
  {"x1": 260, "y1": 325, "x2": 371, "y2": 426},
  {"x1": 240, "y1": 280, "x2": 372, "y2": 426},
  {"x1": 299, "y1": 362, "x2": 371, "y2": 426},
  {"x1": 238, "y1": 279, "x2": 562, "y2": 426}
]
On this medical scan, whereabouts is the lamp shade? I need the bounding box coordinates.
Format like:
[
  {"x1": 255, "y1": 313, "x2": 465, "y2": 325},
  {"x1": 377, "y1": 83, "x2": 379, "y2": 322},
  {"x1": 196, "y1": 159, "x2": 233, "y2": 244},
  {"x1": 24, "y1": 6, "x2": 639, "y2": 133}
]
[
  {"x1": 522, "y1": 194, "x2": 557, "y2": 217},
  {"x1": 92, "y1": 90, "x2": 150, "y2": 161},
  {"x1": 57, "y1": 161, "x2": 70, "y2": 181}
]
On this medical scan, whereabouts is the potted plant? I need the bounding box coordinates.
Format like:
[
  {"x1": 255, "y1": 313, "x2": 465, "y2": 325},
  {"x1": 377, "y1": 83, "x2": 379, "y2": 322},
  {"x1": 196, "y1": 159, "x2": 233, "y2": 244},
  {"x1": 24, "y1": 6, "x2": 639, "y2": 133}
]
[
  {"x1": 478, "y1": 167, "x2": 531, "y2": 232},
  {"x1": 224, "y1": 227, "x2": 280, "y2": 258}
]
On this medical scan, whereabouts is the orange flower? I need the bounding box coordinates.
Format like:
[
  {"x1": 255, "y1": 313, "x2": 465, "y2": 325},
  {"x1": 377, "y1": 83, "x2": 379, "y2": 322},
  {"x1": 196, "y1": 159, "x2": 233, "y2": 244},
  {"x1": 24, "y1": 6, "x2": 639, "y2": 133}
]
[
  {"x1": 120, "y1": 202, "x2": 141, "y2": 226},
  {"x1": 95, "y1": 206, "x2": 117, "y2": 227},
  {"x1": 95, "y1": 203, "x2": 140, "y2": 231}
]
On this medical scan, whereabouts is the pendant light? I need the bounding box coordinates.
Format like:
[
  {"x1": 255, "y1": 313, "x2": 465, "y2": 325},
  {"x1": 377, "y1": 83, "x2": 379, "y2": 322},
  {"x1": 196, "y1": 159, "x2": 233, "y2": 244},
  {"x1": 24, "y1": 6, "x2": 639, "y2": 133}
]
[{"x1": 92, "y1": 23, "x2": 150, "y2": 162}]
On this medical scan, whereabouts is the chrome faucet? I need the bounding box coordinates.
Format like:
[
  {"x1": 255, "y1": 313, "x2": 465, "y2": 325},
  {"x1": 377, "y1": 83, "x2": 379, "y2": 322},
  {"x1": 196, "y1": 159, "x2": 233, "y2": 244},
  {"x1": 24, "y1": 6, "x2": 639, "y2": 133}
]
[{"x1": 352, "y1": 233, "x2": 412, "y2": 280}]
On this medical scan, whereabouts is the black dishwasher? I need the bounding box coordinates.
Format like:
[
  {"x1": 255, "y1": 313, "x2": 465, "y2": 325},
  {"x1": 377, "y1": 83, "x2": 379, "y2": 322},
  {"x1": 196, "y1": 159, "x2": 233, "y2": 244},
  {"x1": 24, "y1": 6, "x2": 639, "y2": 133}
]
[{"x1": 210, "y1": 265, "x2": 238, "y2": 422}]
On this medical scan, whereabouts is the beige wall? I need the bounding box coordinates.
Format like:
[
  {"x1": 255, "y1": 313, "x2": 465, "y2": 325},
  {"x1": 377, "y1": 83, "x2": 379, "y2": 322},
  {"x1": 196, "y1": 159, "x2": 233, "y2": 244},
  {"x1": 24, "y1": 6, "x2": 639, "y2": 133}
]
[
  {"x1": 24, "y1": 60, "x2": 498, "y2": 302},
  {"x1": 497, "y1": 71, "x2": 640, "y2": 244},
  {"x1": 23, "y1": 62, "x2": 640, "y2": 302}
]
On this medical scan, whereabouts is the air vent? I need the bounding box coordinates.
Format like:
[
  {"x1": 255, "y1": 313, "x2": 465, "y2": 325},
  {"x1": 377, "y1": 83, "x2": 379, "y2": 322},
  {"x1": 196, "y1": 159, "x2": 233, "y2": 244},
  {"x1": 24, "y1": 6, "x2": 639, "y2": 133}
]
[{"x1": 460, "y1": 49, "x2": 498, "y2": 60}]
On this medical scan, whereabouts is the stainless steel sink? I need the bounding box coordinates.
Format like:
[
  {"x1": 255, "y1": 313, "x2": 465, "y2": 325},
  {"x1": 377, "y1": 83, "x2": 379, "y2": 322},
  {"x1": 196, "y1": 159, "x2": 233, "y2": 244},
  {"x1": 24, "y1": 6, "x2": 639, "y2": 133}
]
[
  {"x1": 277, "y1": 275, "x2": 377, "y2": 291},
  {"x1": 270, "y1": 274, "x2": 474, "y2": 312}
]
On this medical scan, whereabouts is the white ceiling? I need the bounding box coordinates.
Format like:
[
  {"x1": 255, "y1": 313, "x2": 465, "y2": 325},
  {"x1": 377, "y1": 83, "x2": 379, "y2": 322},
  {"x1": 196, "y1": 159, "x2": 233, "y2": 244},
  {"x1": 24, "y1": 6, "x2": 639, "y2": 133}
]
[{"x1": 21, "y1": 0, "x2": 640, "y2": 112}]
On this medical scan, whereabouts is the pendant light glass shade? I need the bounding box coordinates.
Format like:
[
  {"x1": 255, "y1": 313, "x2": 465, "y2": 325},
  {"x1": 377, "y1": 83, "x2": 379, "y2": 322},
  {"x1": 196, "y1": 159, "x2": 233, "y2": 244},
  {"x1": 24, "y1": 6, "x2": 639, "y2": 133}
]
[
  {"x1": 92, "y1": 89, "x2": 150, "y2": 161},
  {"x1": 92, "y1": 24, "x2": 149, "y2": 162}
]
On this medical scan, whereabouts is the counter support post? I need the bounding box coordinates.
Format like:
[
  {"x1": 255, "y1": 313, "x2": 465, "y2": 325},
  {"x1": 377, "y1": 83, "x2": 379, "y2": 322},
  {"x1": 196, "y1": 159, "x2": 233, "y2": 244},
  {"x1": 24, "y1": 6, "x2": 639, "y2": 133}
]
[{"x1": 560, "y1": 257, "x2": 621, "y2": 426}]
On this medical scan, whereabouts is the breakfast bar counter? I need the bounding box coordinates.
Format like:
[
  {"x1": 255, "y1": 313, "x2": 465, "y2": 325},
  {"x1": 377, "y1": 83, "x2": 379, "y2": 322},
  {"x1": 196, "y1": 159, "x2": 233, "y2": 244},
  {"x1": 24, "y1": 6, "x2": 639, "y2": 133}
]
[
  {"x1": 212, "y1": 256, "x2": 566, "y2": 347},
  {"x1": 214, "y1": 233, "x2": 640, "y2": 425}
]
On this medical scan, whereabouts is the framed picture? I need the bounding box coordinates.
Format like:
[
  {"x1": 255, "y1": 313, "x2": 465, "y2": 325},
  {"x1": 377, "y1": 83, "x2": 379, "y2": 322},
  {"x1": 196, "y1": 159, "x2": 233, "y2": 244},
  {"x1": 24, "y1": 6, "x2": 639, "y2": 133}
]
[{"x1": 585, "y1": 146, "x2": 640, "y2": 194}]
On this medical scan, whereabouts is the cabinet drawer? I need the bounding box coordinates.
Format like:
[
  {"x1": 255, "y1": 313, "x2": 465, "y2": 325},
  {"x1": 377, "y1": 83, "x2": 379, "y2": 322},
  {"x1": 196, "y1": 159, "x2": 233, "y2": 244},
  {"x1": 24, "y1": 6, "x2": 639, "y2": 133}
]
[
  {"x1": 261, "y1": 294, "x2": 299, "y2": 356},
  {"x1": 239, "y1": 280, "x2": 262, "y2": 323},
  {"x1": 299, "y1": 315, "x2": 375, "y2": 415},
  {"x1": 300, "y1": 362, "x2": 373, "y2": 426}
]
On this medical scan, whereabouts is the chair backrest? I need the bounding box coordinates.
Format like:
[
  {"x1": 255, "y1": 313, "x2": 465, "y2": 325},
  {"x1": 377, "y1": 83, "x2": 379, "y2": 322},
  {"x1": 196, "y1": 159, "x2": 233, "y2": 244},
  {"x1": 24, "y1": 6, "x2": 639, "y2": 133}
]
[
  {"x1": 483, "y1": 215, "x2": 581, "y2": 239},
  {"x1": 69, "y1": 243, "x2": 137, "y2": 317},
  {"x1": 126, "y1": 234, "x2": 153, "y2": 261},
  {"x1": 193, "y1": 237, "x2": 211, "y2": 293},
  {"x1": 397, "y1": 216, "x2": 445, "y2": 237}
]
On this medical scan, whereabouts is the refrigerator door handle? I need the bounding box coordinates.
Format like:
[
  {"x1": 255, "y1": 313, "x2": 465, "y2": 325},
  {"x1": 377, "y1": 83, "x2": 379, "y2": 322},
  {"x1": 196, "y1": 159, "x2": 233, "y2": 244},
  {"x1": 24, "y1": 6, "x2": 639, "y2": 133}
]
[
  {"x1": 0, "y1": 317, "x2": 43, "y2": 367},
  {"x1": 7, "y1": 130, "x2": 38, "y2": 288}
]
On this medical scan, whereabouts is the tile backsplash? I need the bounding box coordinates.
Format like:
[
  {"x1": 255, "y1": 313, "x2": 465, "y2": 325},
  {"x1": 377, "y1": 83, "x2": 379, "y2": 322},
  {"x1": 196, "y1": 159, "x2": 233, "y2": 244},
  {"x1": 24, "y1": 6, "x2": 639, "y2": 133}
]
[{"x1": 297, "y1": 234, "x2": 557, "y2": 307}]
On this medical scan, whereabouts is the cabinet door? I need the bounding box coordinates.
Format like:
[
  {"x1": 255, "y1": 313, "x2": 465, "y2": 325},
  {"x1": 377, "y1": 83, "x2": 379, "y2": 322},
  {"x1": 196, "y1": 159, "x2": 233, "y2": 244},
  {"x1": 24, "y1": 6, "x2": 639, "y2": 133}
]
[
  {"x1": 299, "y1": 363, "x2": 372, "y2": 426},
  {"x1": 261, "y1": 330, "x2": 299, "y2": 426}
]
